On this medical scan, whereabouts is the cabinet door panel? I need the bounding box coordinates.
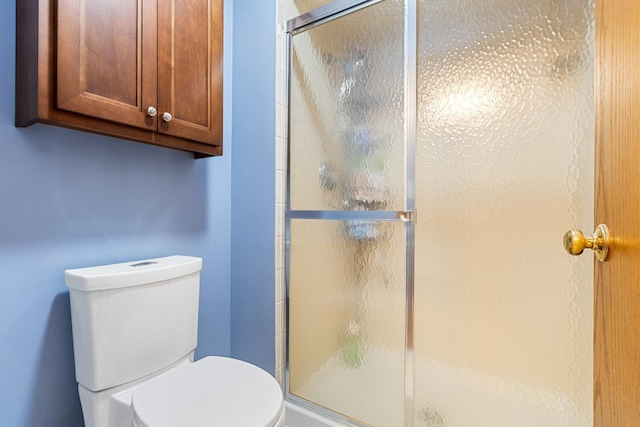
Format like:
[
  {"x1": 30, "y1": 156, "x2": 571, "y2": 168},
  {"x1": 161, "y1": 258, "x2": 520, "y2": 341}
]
[
  {"x1": 57, "y1": 0, "x2": 157, "y2": 129},
  {"x1": 157, "y1": 0, "x2": 223, "y2": 146}
]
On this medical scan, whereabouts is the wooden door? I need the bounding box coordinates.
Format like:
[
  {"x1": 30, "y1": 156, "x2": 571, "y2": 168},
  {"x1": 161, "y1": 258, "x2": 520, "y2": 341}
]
[
  {"x1": 156, "y1": 0, "x2": 223, "y2": 146},
  {"x1": 56, "y1": 0, "x2": 158, "y2": 130},
  {"x1": 594, "y1": 0, "x2": 640, "y2": 425}
]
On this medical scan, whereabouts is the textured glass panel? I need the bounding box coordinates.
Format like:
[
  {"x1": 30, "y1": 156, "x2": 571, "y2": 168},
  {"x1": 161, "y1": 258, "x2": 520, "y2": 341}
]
[
  {"x1": 288, "y1": 219, "x2": 406, "y2": 426},
  {"x1": 414, "y1": 0, "x2": 594, "y2": 426},
  {"x1": 289, "y1": 0, "x2": 406, "y2": 211}
]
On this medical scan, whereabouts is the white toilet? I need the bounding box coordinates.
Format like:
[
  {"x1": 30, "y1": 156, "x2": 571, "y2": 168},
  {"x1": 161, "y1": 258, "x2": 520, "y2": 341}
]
[{"x1": 65, "y1": 255, "x2": 285, "y2": 427}]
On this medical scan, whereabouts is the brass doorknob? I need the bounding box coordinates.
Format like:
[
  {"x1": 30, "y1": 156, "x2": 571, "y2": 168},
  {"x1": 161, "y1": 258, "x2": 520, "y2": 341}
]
[{"x1": 563, "y1": 224, "x2": 610, "y2": 262}]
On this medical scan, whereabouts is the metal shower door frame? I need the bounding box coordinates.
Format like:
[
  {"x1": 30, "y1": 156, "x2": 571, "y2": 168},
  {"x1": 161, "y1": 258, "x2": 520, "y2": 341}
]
[{"x1": 284, "y1": 0, "x2": 417, "y2": 425}]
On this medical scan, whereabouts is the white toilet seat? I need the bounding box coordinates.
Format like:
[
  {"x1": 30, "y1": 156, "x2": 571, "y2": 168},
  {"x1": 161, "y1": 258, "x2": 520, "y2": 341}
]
[{"x1": 131, "y1": 356, "x2": 284, "y2": 427}]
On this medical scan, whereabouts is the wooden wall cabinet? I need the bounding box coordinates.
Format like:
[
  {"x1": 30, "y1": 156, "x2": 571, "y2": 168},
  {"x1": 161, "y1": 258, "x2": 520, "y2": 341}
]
[{"x1": 16, "y1": 0, "x2": 223, "y2": 158}]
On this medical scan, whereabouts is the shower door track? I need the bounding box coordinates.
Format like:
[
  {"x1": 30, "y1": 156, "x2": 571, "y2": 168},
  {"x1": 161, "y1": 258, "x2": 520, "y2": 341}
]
[{"x1": 284, "y1": 0, "x2": 418, "y2": 425}]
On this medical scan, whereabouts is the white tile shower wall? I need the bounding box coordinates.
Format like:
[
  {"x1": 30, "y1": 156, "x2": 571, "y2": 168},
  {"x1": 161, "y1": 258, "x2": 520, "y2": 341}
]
[
  {"x1": 276, "y1": 0, "x2": 344, "y2": 397},
  {"x1": 275, "y1": 0, "x2": 287, "y2": 386}
]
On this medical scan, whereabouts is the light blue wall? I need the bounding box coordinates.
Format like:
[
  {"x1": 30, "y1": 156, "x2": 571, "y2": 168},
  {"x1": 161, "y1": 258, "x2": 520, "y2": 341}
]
[
  {"x1": 0, "y1": 1, "x2": 235, "y2": 426},
  {"x1": 230, "y1": 0, "x2": 277, "y2": 373}
]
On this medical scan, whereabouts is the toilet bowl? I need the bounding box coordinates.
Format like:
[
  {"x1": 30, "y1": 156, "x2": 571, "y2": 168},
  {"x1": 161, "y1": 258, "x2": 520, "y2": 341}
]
[
  {"x1": 131, "y1": 357, "x2": 285, "y2": 427},
  {"x1": 65, "y1": 255, "x2": 285, "y2": 427}
]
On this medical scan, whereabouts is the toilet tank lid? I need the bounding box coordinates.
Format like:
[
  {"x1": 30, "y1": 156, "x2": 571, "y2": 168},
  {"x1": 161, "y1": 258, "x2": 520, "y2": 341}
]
[{"x1": 65, "y1": 256, "x2": 202, "y2": 292}]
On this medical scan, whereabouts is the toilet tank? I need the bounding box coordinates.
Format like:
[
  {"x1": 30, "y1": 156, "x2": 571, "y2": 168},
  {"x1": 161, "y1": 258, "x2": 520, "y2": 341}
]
[{"x1": 65, "y1": 256, "x2": 202, "y2": 392}]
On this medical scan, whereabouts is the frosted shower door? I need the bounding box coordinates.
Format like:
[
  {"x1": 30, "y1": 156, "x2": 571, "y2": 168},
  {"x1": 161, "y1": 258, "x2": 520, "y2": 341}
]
[
  {"x1": 288, "y1": 0, "x2": 406, "y2": 212},
  {"x1": 288, "y1": 219, "x2": 407, "y2": 425},
  {"x1": 287, "y1": 1, "x2": 409, "y2": 425},
  {"x1": 414, "y1": 0, "x2": 594, "y2": 426}
]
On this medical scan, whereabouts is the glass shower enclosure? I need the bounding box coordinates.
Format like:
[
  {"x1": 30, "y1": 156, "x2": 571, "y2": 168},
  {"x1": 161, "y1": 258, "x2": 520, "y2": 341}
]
[{"x1": 285, "y1": 0, "x2": 594, "y2": 425}]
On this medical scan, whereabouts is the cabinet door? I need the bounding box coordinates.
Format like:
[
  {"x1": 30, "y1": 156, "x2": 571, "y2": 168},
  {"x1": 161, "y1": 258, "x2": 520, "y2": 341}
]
[
  {"x1": 57, "y1": 0, "x2": 157, "y2": 130},
  {"x1": 157, "y1": 0, "x2": 223, "y2": 146}
]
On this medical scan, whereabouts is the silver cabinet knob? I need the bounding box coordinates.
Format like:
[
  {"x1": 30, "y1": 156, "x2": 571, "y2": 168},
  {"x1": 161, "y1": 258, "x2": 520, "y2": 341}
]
[
  {"x1": 162, "y1": 112, "x2": 173, "y2": 122},
  {"x1": 147, "y1": 106, "x2": 158, "y2": 117}
]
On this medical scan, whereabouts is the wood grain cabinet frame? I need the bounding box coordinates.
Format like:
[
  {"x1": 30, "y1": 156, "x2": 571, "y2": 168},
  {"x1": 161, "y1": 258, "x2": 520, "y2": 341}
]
[{"x1": 16, "y1": 0, "x2": 223, "y2": 158}]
